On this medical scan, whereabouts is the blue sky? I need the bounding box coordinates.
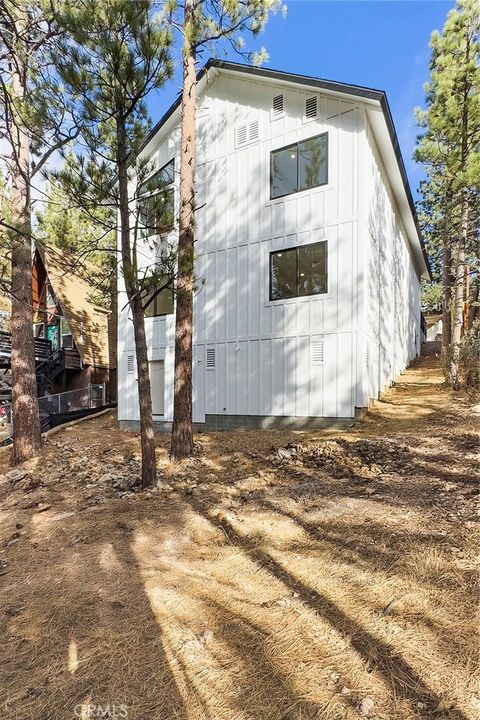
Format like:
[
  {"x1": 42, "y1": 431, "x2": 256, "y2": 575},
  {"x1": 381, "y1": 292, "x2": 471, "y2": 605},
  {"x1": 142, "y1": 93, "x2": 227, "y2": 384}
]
[{"x1": 148, "y1": 0, "x2": 453, "y2": 201}]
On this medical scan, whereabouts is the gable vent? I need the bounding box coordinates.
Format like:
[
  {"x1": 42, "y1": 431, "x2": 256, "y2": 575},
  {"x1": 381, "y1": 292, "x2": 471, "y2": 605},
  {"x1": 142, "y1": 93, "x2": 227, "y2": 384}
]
[
  {"x1": 272, "y1": 94, "x2": 284, "y2": 117},
  {"x1": 311, "y1": 338, "x2": 324, "y2": 365},
  {"x1": 127, "y1": 355, "x2": 134, "y2": 372},
  {"x1": 235, "y1": 119, "x2": 260, "y2": 148},
  {"x1": 305, "y1": 95, "x2": 317, "y2": 119},
  {"x1": 235, "y1": 123, "x2": 247, "y2": 147},
  {"x1": 249, "y1": 119, "x2": 259, "y2": 142},
  {"x1": 206, "y1": 347, "x2": 216, "y2": 370}
]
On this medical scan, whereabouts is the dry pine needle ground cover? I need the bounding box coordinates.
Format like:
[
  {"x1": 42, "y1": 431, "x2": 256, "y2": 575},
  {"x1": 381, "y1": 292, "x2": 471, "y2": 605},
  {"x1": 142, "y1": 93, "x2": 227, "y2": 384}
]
[{"x1": 0, "y1": 342, "x2": 478, "y2": 720}]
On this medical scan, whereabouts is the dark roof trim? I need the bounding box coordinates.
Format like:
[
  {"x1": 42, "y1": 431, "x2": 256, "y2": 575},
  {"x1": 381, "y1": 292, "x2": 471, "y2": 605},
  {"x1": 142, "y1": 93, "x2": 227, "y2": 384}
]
[
  {"x1": 377, "y1": 94, "x2": 432, "y2": 279},
  {"x1": 132, "y1": 58, "x2": 432, "y2": 279}
]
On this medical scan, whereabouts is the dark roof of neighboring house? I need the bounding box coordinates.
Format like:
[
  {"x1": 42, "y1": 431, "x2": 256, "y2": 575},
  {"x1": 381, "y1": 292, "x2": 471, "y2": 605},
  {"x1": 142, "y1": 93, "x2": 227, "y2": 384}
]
[{"x1": 131, "y1": 58, "x2": 431, "y2": 279}]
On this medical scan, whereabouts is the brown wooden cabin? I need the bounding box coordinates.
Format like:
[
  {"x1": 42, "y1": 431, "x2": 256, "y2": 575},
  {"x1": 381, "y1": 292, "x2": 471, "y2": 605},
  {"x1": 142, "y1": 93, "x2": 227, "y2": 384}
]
[{"x1": 32, "y1": 247, "x2": 116, "y2": 401}]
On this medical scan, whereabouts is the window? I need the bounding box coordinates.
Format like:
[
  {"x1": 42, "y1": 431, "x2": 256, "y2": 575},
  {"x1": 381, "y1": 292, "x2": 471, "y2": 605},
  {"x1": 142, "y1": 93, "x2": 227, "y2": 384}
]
[
  {"x1": 46, "y1": 283, "x2": 57, "y2": 307},
  {"x1": 61, "y1": 317, "x2": 73, "y2": 348},
  {"x1": 138, "y1": 159, "x2": 175, "y2": 238},
  {"x1": 143, "y1": 278, "x2": 174, "y2": 318},
  {"x1": 270, "y1": 241, "x2": 327, "y2": 301},
  {"x1": 270, "y1": 133, "x2": 328, "y2": 200}
]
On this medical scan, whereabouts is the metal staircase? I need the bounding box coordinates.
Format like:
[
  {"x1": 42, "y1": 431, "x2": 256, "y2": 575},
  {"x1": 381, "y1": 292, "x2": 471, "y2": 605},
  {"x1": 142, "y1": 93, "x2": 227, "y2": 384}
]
[{"x1": 0, "y1": 330, "x2": 82, "y2": 399}]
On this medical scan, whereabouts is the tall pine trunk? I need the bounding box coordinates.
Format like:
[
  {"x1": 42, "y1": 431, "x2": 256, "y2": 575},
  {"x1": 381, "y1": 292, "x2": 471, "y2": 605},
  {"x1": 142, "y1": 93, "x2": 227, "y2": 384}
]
[
  {"x1": 10, "y1": 10, "x2": 41, "y2": 464},
  {"x1": 449, "y1": 192, "x2": 468, "y2": 388},
  {"x1": 116, "y1": 108, "x2": 157, "y2": 488},
  {"x1": 171, "y1": 0, "x2": 196, "y2": 461},
  {"x1": 442, "y1": 243, "x2": 452, "y2": 349},
  {"x1": 449, "y1": 34, "x2": 471, "y2": 390}
]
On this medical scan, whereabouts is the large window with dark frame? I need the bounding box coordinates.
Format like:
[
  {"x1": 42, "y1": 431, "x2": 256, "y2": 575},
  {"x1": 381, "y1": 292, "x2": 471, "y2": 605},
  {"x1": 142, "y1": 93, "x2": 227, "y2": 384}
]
[
  {"x1": 270, "y1": 241, "x2": 327, "y2": 301},
  {"x1": 142, "y1": 277, "x2": 174, "y2": 318},
  {"x1": 138, "y1": 159, "x2": 175, "y2": 238},
  {"x1": 270, "y1": 133, "x2": 328, "y2": 200}
]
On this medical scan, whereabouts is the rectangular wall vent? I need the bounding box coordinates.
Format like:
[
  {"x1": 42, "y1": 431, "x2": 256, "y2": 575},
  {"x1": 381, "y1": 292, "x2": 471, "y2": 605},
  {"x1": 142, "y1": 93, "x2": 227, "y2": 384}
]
[
  {"x1": 249, "y1": 119, "x2": 259, "y2": 142},
  {"x1": 311, "y1": 338, "x2": 324, "y2": 365},
  {"x1": 236, "y1": 123, "x2": 247, "y2": 147},
  {"x1": 272, "y1": 94, "x2": 284, "y2": 117},
  {"x1": 206, "y1": 347, "x2": 216, "y2": 370},
  {"x1": 305, "y1": 95, "x2": 318, "y2": 119},
  {"x1": 235, "y1": 119, "x2": 260, "y2": 147},
  {"x1": 127, "y1": 355, "x2": 134, "y2": 372}
]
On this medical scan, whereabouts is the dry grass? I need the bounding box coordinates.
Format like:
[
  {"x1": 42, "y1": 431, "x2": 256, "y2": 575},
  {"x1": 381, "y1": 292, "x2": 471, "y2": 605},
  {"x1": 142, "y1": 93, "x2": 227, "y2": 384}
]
[{"x1": 0, "y1": 343, "x2": 478, "y2": 720}]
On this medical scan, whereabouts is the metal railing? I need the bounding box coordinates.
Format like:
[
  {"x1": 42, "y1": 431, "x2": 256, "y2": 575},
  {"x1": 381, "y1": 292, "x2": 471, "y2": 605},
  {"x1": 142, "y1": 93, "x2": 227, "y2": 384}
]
[
  {"x1": 0, "y1": 383, "x2": 106, "y2": 436},
  {"x1": 0, "y1": 330, "x2": 51, "y2": 363}
]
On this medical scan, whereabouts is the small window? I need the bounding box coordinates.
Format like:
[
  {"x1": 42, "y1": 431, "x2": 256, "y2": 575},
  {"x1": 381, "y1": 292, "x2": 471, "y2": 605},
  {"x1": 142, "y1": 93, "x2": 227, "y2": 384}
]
[
  {"x1": 270, "y1": 133, "x2": 328, "y2": 200},
  {"x1": 138, "y1": 159, "x2": 175, "y2": 238},
  {"x1": 142, "y1": 276, "x2": 174, "y2": 317},
  {"x1": 270, "y1": 241, "x2": 327, "y2": 301},
  {"x1": 46, "y1": 283, "x2": 56, "y2": 307}
]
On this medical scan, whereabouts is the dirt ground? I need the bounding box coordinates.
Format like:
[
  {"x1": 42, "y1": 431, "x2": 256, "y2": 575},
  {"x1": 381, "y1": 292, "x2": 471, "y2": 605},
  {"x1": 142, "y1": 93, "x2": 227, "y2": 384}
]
[{"x1": 0, "y1": 342, "x2": 478, "y2": 720}]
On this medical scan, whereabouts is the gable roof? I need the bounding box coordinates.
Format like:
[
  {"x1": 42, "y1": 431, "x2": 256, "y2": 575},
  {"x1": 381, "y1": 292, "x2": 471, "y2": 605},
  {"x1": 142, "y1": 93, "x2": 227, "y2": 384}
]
[
  {"x1": 133, "y1": 59, "x2": 431, "y2": 280},
  {"x1": 37, "y1": 247, "x2": 116, "y2": 369}
]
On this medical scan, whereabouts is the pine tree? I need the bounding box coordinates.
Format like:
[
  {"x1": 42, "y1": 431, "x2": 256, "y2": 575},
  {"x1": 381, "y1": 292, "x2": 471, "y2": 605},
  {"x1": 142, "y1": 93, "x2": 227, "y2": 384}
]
[
  {"x1": 415, "y1": 0, "x2": 480, "y2": 387},
  {"x1": 53, "y1": 0, "x2": 172, "y2": 487},
  {"x1": 36, "y1": 171, "x2": 116, "y2": 306},
  {"x1": 0, "y1": 1, "x2": 79, "y2": 463},
  {"x1": 169, "y1": 0, "x2": 286, "y2": 461}
]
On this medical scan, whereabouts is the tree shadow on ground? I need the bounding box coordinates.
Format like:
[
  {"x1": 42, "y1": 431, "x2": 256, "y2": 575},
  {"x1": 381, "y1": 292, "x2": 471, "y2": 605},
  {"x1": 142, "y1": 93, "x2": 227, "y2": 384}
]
[
  {"x1": 183, "y1": 494, "x2": 472, "y2": 720},
  {"x1": 0, "y1": 503, "x2": 187, "y2": 720}
]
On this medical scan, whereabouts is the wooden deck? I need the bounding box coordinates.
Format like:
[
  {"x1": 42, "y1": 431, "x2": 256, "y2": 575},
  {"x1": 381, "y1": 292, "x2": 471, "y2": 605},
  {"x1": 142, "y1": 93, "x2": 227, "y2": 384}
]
[{"x1": 0, "y1": 330, "x2": 52, "y2": 368}]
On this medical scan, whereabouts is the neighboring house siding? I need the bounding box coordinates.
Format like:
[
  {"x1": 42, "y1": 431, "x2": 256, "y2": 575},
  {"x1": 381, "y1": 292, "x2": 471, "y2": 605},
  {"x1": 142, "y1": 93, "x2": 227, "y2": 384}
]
[{"x1": 117, "y1": 69, "x2": 426, "y2": 427}]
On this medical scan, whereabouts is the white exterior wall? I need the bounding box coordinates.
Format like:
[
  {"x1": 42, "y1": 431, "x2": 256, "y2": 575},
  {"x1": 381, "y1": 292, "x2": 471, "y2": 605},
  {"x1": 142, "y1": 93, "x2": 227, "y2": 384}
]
[
  {"x1": 118, "y1": 72, "x2": 422, "y2": 425},
  {"x1": 363, "y1": 116, "x2": 421, "y2": 401}
]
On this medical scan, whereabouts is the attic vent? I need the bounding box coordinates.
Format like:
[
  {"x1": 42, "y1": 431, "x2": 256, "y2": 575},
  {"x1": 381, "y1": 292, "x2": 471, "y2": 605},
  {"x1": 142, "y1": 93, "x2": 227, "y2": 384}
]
[
  {"x1": 236, "y1": 123, "x2": 248, "y2": 147},
  {"x1": 272, "y1": 94, "x2": 284, "y2": 117},
  {"x1": 127, "y1": 355, "x2": 134, "y2": 372},
  {"x1": 206, "y1": 347, "x2": 216, "y2": 370},
  {"x1": 235, "y1": 119, "x2": 260, "y2": 148},
  {"x1": 305, "y1": 95, "x2": 317, "y2": 119},
  {"x1": 249, "y1": 119, "x2": 259, "y2": 142},
  {"x1": 311, "y1": 338, "x2": 324, "y2": 365},
  {"x1": 366, "y1": 346, "x2": 369, "y2": 369}
]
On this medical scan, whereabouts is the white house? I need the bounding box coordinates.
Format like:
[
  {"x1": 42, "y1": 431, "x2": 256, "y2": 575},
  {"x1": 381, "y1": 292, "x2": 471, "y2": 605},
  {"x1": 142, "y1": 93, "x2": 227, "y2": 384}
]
[{"x1": 118, "y1": 60, "x2": 431, "y2": 432}]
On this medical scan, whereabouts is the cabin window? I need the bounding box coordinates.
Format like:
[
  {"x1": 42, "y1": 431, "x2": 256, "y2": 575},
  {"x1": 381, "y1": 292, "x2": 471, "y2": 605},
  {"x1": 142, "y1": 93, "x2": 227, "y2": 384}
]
[
  {"x1": 270, "y1": 241, "x2": 327, "y2": 301},
  {"x1": 46, "y1": 283, "x2": 57, "y2": 307},
  {"x1": 270, "y1": 133, "x2": 328, "y2": 199},
  {"x1": 61, "y1": 317, "x2": 73, "y2": 348},
  {"x1": 138, "y1": 159, "x2": 175, "y2": 238},
  {"x1": 143, "y1": 279, "x2": 174, "y2": 317}
]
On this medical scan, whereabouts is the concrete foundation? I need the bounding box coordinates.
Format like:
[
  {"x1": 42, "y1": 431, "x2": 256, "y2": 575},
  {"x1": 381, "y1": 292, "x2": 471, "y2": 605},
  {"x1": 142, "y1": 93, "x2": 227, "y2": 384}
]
[{"x1": 119, "y1": 408, "x2": 367, "y2": 434}]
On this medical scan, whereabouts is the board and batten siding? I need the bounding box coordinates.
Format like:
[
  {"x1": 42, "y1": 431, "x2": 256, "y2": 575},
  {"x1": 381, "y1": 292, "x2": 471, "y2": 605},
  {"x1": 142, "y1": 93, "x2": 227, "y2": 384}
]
[
  {"x1": 363, "y1": 116, "x2": 421, "y2": 402},
  {"x1": 117, "y1": 71, "x2": 421, "y2": 426}
]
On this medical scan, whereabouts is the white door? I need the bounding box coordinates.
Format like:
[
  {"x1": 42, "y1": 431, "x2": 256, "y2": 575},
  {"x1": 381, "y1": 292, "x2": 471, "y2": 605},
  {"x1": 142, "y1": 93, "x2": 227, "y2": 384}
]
[{"x1": 149, "y1": 360, "x2": 164, "y2": 416}]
